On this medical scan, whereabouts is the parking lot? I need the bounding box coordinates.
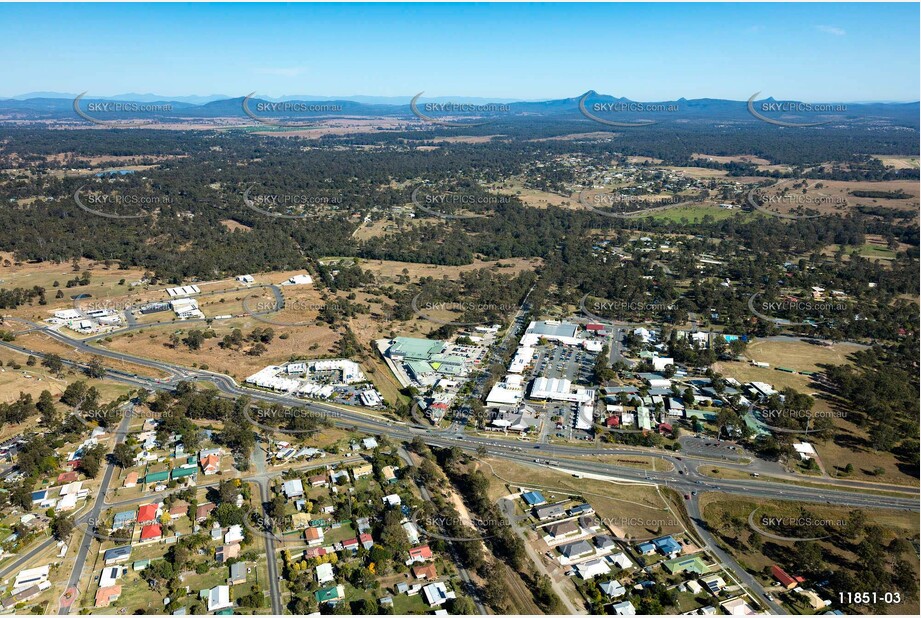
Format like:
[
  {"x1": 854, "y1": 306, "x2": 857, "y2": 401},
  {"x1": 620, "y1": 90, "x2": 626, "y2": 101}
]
[{"x1": 527, "y1": 342, "x2": 600, "y2": 442}]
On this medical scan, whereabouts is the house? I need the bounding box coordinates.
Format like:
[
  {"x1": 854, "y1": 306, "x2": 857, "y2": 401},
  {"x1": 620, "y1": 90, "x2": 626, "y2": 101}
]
[
  {"x1": 612, "y1": 600, "x2": 637, "y2": 615},
  {"x1": 282, "y1": 478, "x2": 304, "y2": 498},
  {"x1": 137, "y1": 503, "x2": 160, "y2": 525},
  {"x1": 112, "y1": 510, "x2": 136, "y2": 530},
  {"x1": 663, "y1": 555, "x2": 708, "y2": 575},
  {"x1": 413, "y1": 564, "x2": 437, "y2": 580},
  {"x1": 305, "y1": 547, "x2": 327, "y2": 559},
  {"x1": 609, "y1": 552, "x2": 634, "y2": 570},
  {"x1": 57, "y1": 471, "x2": 78, "y2": 484},
  {"x1": 521, "y1": 490, "x2": 546, "y2": 506},
  {"x1": 771, "y1": 565, "x2": 804, "y2": 590},
  {"x1": 407, "y1": 545, "x2": 433, "y2": 564},
  {"x1": 316, "y1": 562, "x2": 335, "y2": 584},
  {"x1": 1, "y1": 585, "x2": 42, "y2": 610},
  {"x1": 168, "y1": 500, "x2": 189, "y2": 518},
  {"x1": 351, "y1": 463, "x2": 374, "y2": 480},
  {"x1": 594, "y1": 534, "x2": 616, "y2": 550},
  {"x1": 304, "y1": 526, "x2": 325, "y2": 547},
  {"x1": 558, "y1": 539, "x2": 594, "y2": 560},
  {"x1": 359, "y1": 533, "x2": 374, "y2": 550},
  {"x1": 687, "y1": 580, "x2": 703, "y2": 595},
  {"x1": 700, "y1": 574, "x2": 726, "y2": 594},
  {"x1": 546, "y1": 520, "x2": 580, "y2": 539},
  {"x1": 576, "y1": 558, "x2": 611, "y2": 579},
  {"x1": 308, "y1": 473, "x2": 328, "y2": 487},
  {"x1": 422, "y1": 582, "x2": 455, "y2": 607},
  {"x1": 569, "y1": 503, "x2": 594, "y2": 516},
  {"x1": 381, "y1": 466, "x2": 398, "y2": 484},
  {"x1": 534, "y1": 502, "x2": 567, "y2": 521},
  {"x1": 224, "y1": 524, "x2": 244, "y2": 544},
  {"x1": 721, "y1": 598, "x2": 756, "y2": 616},
  {"x1": 103, "y1": 546, "x2": 132, "y2": 566},
  {"x1": 342, "y1": 537, "x2": 360, "y2": 553},
  {"x1": 382, "y1": 494, "x2": 402, "y2": 507},
  {"x1": 403, "y1": 521, "x2": 421, "y2": 545},
  {"x1": 139, "y1": 524, "x2": 162, "y2": 543},
  {"x1": 636, "y1": 541, "x2": 656, "y2": 555},
  {"x1": 315, "y1": 585, "x2": 345, "y2": 604},
  {"x1": 229, "y1": 562, "x2": 247, "y2": 585},
  {"x1": 200, "y1": 453, "x2": 221, "y2": 475},
  {"x1": 362, "y1": 437, "x2": 379, "y2": 450},
  {"x1": 196, "y1": 502, "x2": 216, "y2": 522},
  {"x1": 207, "y1": 585, "x2": 232, "y2": 613},
  {"x1": 13, "y1": 566, "x2": 50, "y2": 591},
  {"x1": 652, "y1": 535, "x2": 682, "y2": 555},
  {"x1": 216, "y1": 543, "x2": 241, "y2": 563},
  {"x1": 99, "y1": 566, "x2": 121, "y2": 588},
  {"x1": 95, "y1": 585, "x2": 122, "y2": 608},
  {"x1": 123, "y1": 471, "x2": 139, "y2": 488},
  {"x1": 600, "y1": 580, "x2": 626, "y2": 598}
]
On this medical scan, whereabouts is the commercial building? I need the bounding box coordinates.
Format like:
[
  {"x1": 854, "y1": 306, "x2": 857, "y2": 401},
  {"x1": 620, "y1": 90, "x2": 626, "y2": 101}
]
[{"x1": 520, "y1": 320, "x2": 581, "y2": 347}]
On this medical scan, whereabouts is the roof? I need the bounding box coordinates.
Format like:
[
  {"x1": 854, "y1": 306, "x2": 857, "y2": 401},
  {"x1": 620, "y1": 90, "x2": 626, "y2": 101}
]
[
  {"x1": 409, "y1": 545, "x2": 433, "y2": 559},
  {"x1": 547, "y1": 520, "x2": 580, "y2": 537},
  {"x1": 413, "y1": 563, "x2": 437, "y2": 580},
  {"x1": 137, "y1": 503, "x2": 159, "y2": 523},
  {"x1": 315, "y1": 585, "x2": 344, "y2": 603},
  {"x1": 662, "y1": 555, "x2": 708, "y2": 575},
  {"x1": 652, "y1": 535, "x2": 682, "y2": 554},
  {"x1": 104, "y1": 546, "x2": 131, "y2": 561},
  {"x1": 558, "y1": 539, "x2": 593, "y2": 558},
  {"x1": 521, "y1": 490, "x2": 546, "y2": 506},
  {"x1": 771, "y1": 565, "x2": 803, "y2": 587},
  {"x1": 95, "y1": 585, "x2": 121, "y2": 607},
  {"x1": 140, "y1": 524, "x2": 162, "y2": 540}
]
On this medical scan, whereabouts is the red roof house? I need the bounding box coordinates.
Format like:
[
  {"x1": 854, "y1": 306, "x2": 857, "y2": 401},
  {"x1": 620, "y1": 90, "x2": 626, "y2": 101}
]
[
  {"x1": 605, "y1": 416, "x2": 620, "y2": 427},
  {"x1": 408, "y1": 545, "x2": 433, "y2": 563},
  {"x1": 140, "y1": 524, "x2": 162, "y2": 542},
  {"x1": 137, "y1": 503, "x2": 159, "y2": 525},
  {"x1": 771, "y1": 565, "x2": 804, "y2": 590}
]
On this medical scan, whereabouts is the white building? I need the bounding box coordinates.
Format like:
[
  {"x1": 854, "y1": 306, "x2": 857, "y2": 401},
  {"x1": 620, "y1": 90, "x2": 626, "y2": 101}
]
[
  {"x1": 530, "y1": 377, "x2": 595, "y2": 403},
  {"x1": 486, "y1": 374, "x2": 525, "y2": 407},
  {"x1": 520, "y1": 320, "x2": 581, "y2": 347},
  {"x1": 207, "y1": 586, "x2": 232, "y2": 613},
  {"x1": 315, "y1": 562, "x2": 335, "y2": 585},
  {"x1": 285, "y1": 274, "x2": 313, "y2": 285}
]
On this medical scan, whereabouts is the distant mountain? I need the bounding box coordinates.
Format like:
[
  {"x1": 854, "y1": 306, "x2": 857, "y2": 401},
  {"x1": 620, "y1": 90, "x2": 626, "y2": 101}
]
[{"x1": 0, "y1": 91, "x2": 916, "y2": 127}]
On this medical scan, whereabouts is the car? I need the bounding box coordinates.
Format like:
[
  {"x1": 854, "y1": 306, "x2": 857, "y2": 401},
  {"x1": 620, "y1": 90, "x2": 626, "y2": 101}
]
[
  {"x1": 691, "y1": 491, "x2": 697, "y2": 496},
  {"x1": 684, "y1": 494, "x2": 690, "y2": 500},
  {"x1": 678, "y1": 470, "x2": 684, "y2": 475},
  {"x1": 533, "y1": 445, "x2": 540, "y2": 449}
]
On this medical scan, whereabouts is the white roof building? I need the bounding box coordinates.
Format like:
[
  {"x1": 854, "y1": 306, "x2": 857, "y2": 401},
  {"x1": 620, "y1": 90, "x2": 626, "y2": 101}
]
[
  {"x1": 207, "y1": 586, "x2": 232, "y2": 613},
  {"x1": 577, "y1": 559, "x2": 611, "y2": 580},
  {"x1": 422, "y1": 582, "x2": 455, "y2": 607},
  {"x1": 315, "y1": 562, "x2": 335, "y2": 584}
]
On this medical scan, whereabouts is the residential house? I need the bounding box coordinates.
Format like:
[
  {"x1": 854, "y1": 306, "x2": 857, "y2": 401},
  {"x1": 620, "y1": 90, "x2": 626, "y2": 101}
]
[
  {"x1": 95, "y1": 585, "x2": 122, "y2": 608},
  {"x1": 413, "y1": 564, "x2": 437, "y2": 580}
]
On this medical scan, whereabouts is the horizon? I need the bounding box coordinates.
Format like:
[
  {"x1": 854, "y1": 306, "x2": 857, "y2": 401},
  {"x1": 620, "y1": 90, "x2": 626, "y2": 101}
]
[
  {"x1": 1, "y1": 2, "x2": 918, "y2": 102},
  {"x1": 4, "y1": 91, "x2": 920, "y2": 105}
]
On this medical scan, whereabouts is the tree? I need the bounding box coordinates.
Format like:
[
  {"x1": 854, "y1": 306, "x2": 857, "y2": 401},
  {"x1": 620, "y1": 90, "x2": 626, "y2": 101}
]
[
  {"x1": 41, "y1": 353, "x2": 65, "y2": 374},
  {"x1": 112, "y1": 443, "x2": 136, "y2": 468},
  {"x1": 51, "y1": 515, "x2": 75, "y2": 541},
  {"x1": 86, "y1": 356, "x2": 106, "y2": 379},
  {"x1": 447, "y1": 597, "x2": 476, "y2": 615},
  {"x1": 80, "y1": 444, "x2": 107, "y2": 478}
]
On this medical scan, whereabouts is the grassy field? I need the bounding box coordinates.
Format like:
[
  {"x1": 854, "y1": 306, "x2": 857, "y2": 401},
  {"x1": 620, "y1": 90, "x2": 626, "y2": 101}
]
[
  {"x1": 699, "y1": 493, "x2": 919, "y2": 615},
  {"x1": 477, "y1": 457, "x2": 685, "y2": 540}
]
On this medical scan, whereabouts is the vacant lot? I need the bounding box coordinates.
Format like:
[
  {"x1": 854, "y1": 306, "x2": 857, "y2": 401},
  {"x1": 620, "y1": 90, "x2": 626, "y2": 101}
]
[{"x1": 700, "y1": 493, "x2": 919, "y2": 615}]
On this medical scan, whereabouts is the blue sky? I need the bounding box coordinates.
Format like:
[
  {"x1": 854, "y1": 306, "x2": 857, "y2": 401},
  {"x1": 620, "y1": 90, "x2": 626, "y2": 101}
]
[{"x1": 1, "y1": 2, "x2": 918, "y2": 101}]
